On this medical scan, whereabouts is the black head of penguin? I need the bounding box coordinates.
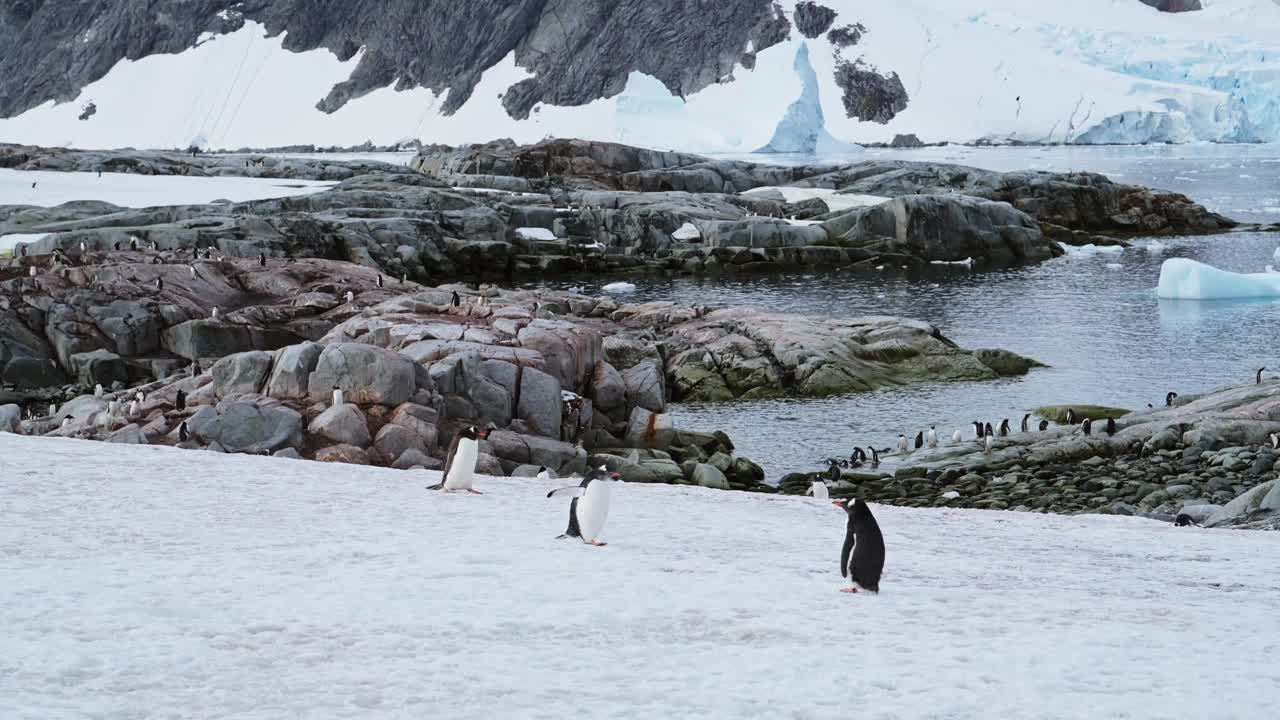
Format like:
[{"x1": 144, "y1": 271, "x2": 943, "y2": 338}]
[
  {"x1": 457, "y1": 425, "x2": 491, "y2": 442},
  {"x1": 833, "y1": 498, "x2": 885, "y2": 593}
]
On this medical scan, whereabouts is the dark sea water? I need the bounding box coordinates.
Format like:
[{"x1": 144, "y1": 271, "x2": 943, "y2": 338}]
[{"x1": 534, "y1": 144, "x2": 1280, "y2": 478}]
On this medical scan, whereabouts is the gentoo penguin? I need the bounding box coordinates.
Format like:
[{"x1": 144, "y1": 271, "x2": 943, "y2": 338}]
[
  {"x1": 155, "y1": 277, "x2": 164, "y2": 292},
  {"x1": 867, "y1": 447, "x2": 880, "y2": 469},
  {"x1": 951, "y1": 429, "x2": 962, "y2": 445},
  {"x1": 1065, "y1": 408, "x2": 1076, "y2": 425},
  {"x1": 211, "y1": 307, "x2": 219, "y2": 319},
  {"x1": 61, "y1": 416, "x2": 74, "y2": 429},
  {"x1": 128, "y1": 400, "x2": 139, "y2": 417},
  {"x1": 984, "y1": 422, "x2": 994, "y2": 438},
  {"x1": 258, "y1": 252, "x2": 266, "y2": 267},
  {"x1": 548, "y1": 465, "x2": 619, "y2": 546},
  {"x1": 973, "y1": 421, "x2": 984, "y2": 439},
  {"x1": 47, "y1": 403, "x2": 56, "y2": 418},
  {"x1": 451, "y1": 291, "x2": 461, "y2": 307},
  {"x1": 998, "y1": 419, "x2": 1010, "y2": 437},
  {"x1": 1165, "y1": 392, "x2": 1177, "y2": 407},
  {"x1": 79, "y1": 242, "x2": 87, "y2": 254},
  {"x1": 914, "y1": 431, "x2": 924, "y2": 450},
  {"x1": 826, "y1": 459, "x2": 842, "y2": 482},
  {"x1": 189, "y1": 265, "x2": 197, "y2": 279},
  {"x1": 178, "y1": 421, "x2": 190, "y2": 443},
  {"x1": 1257, "y1": 367, "x2": 1267, "y2": 385},
  {"x1": 332, "y1": 386, "x2": 344, "y2": 407},
  {"x1": 130, "y1": 237, "x2": 139, "y2": 251},
  {"x1": 1174, "y1": 513, "x2": 1199, "y2": 527},
  {"x1": 834, "y1": 498, "x2": 884, "y2": 594},
  {"x1": 175, "y1": 389, "x2": 187, "y2": 412},
  {"x1": 926, "y1": 426, "x2": 938, "y2": 449},
  {"x1": 851, "y1": 448, "x2": 867, "y2": 465},
  {"x1": 1021, "y1": 413, "x2": 1031, "y2": 433},
  {"x1": 897, "y1": 434, "x2": 910, "y2": 454},
  {"x1": 1105, "y1": 418, "x2": 1117, "y2": 436},
  {"x1": 28, "y1": 266, "x2": 36, "y2": 277},
  {"x1": 428, "y1": 425, "x2": 492, "y2": 493},
  {"x1": 376, "y1": 274, "x2": 384, "y2": 288},
  {"x1": 1269, "y1": 432, "x2": 1279, "y2": 450},
  {"x1": 809, "y1": 474, "x2": 831, "y2": 500},
  {"x1": 984, "y1": 434, "x2": 994, "y2": 453},
  {"x1": 1038, "y1": 419, "x2": 1050, "y2": 432},
  {"x1": 1081, "y1": 418, "x2": 1093, "y2": 437},
  {"x1": 345, "y1": 291, "x2": 354, "y2": 304},
  {"x1": 94, "y1": 383, "x2": 103, "y2": 397}
]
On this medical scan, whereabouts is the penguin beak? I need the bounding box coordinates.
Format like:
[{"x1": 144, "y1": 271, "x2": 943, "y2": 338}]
[
  {"x1": 831, "y1": 501, "x2": 844, "y2": 509},
  {"x1": 610, "y1": 472, "x2": 621, "y2": 480}
]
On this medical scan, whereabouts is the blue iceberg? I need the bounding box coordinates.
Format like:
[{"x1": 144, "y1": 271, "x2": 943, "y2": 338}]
[{"x1": 1156, "y1": 258, "x2": 1280, "y2": 300}]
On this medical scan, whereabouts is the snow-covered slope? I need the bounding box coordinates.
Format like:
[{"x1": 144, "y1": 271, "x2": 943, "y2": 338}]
[
  {"x1": 0, "y1": 0, "x2": 1278, "y2": 152},
  {"x1": 2, "y1": 433, "x2": 1278, "y2": 719}
]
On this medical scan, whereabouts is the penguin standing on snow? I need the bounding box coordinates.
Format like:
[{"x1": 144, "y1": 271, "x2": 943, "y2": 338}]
[
  {"x1": 548, "y1": 465, "x2": 619, "y2": 546},
  {"x1": 175, "y1": 389, "x2": 187, "y2": 412},
  {"x1": 1105, "y1": 418, "x2": 1117, "y2": 436},
  {"x1": 1081, "y1": 418, "x2": 1093, "y2": 437},
  {"x1": 1065, "y1": 408, "x2": 1076, "y2": 425},
  {"x1": 1021, "y1": 413, "x2": 1031, "y2": 433},
  {"x1": 926, "y1": 426, "x2": 938, "y2": 449},
  {"x1": 834, "y1": 498, "x2": 884, "y2": 594},
  {"x1": 999, "y1": 419, "x2": 1010, "y2": 437},
  {"x1": 809, "y1": 473, "x2": 831, "y2": 501},
  {"x1": 428, "y1": 425, "x2": 492, "y2": 493},
  {"x1": 897, "y1": 434, "x2": 910, "y2": 454}
]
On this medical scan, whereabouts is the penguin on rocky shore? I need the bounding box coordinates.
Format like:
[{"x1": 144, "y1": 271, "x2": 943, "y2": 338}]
[
  {"x1": 175, "y1": 389, "x2": 187, "y2": 412},
  {"x1": 984, "y1": 422, "x2": 994, "y2": 438},
  {"x1": 451, "y1": 291, "x2": 461, "y2": 307},
  {"x1": 548, "y1": 465, "x2": 619, "y2": 546},
  {"x1": 1021, "y1": 413, "x2": 1031, "y2": 433},
  {"x1": 867, "y1": 447, "x2": 880, "y2": 469},
  {"x1": 973, "y1": 421, "x2": 985, "y2": 439},
  {"x1": 1082, "y1": 418, "x2": 1093, "y2": 436},
  {"x1": 1105, "y1": 418, "x2": 1117, "y2": 436},
  {"x1": 926, "y1": 426, "x2": 938, "y2": 449},
  {"x1": 914, "y1": 431, "x2": 924, "y2": 450},
  {"x1": 897, "y1": 434, "x2": 909, "y2": 454},
  {"x1": 999, "y1": 419, "x2": 1010, "y2": 437},
  {"x1": 1269, "y1": 432, "x2": 1279, "y2": 450},
  {"x1": 1065, "y1": 408, "x2": 1076, "y2": 425},
  {"x1": 428, "y1": 425, "x2": 492, "y2": 493},
  {"x1": 835, "y1": 498, "x2": 884, "y2": 594},
  {"x1": 1038, "y1": 419, "x2": 1050, "y2": 432},
  {"x1": 1165, "y1": 392, "x2": 1178, "y2": 407},
  {"x1": 1257, "y1": 367, "x2": 1266, "y2": 385}
]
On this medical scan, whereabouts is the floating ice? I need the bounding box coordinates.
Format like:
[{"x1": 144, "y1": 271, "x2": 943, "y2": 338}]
[
  {"x1": 930, "y1": 257, "x2": 974, "y2": 266},
  {"x1": 602, "y1": 282, "x2": 637, "y2": 294},
  {"x1": 1058, "y1": 242, "x2": 1125, "y2": 257},
  {"x1": 1105, "y1": 263, "x2": 1122, "y2": 269},
  {"x1": 1142, "y1": 239, "x2": 1169, "y2": 255},
  {"x1": 1156, "y1": 258, "x2": 1280, "y2": 300}
]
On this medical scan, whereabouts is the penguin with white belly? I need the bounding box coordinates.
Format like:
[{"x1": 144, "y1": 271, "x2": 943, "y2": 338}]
[
  {"x1": 547, "y1": 465, "x2": 619, "y2": 546},
  {"x1": 428, "y1": 425, "x2": 491, "y2": 493}
]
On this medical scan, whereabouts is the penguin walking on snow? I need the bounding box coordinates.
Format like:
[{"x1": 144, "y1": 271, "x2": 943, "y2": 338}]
[
  {"x1": 178, "y1": 421, "x2": 190, "y2": 443},
  {"x1": 548, "y1": 465, "x2": 619, "y2": 546},
  {"x1": 834, "y1": 498, "x2": 884, "y2": 594},
  {"x1": 808, "y1": 473, "x2": 831, "y2": 501},
  {"x1": 926, "y1": 426, "x2": 937, "y2": 449},
  {"x1": 1021, "y1": 413, "x2": 1031, "y2": 433},
  {"x1": 428, "y1": 425, "x2": 492, "y2": 493}
]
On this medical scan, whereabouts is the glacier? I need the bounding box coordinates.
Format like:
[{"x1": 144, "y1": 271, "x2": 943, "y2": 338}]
[
  {"x1": 1156, "y1": 257, "x2": 1280, "y2": 300},
  {"x1": 0, "y1": 0, "x2": 1278, "y2": 151}
]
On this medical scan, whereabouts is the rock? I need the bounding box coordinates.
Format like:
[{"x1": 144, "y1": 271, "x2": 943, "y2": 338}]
[
  {"x1": 273, "y1": 447, "x2": 303, "y2": 460},
  {"x1": 106, "y1": 424, "x2": 147, "y2": 444},
  {"x1": 193, "y1": 402, "x2": 303, "y2": 454},
  {"x1": 624, "y1": 407, "x2": 675, "y2": 449},
  {"x1": 211, "y1": 351, "x2": 274, "y2": 398},
  {"x1": 690, "y1": 463, "x2": 730, "y2": 490},
  {"x1": 972, "y1": 349, "x2": 1046, "y2": 377},
  {"x1": 517, "y1": 366, "x2": 562, "y2": 437},
  {"x1": 373, "y1": 423, "x2": 426, "y2": 463},
  {"x1": 265, "y1": 342, "x2": 323, "y2": 400},
  {"x1": 1035, "y1": 405, "x2": 1132, "y2": 423},
  {"x1": 1206, "y1": 480, "x2": 1278, "y2": 527},
  {"x1": 485, "y1": 430, "x2": 580, "y2": 472},
  {"x1": 393, "y1": 448, "x2": 442, "y2": 471},
  {"x1": 0, "y1": 404, "x2": 20, "y2": 433},
  {"x1": 590, "y1": 361, "x2": 627, "y2": 415},
  {"x1": 164, "y1": 319, "x2": 299, "y2": 361},
  {"x1": 308, "y1": 404, "x2": 372, "y2": 448},
  {"x1": 475, "y1": 452, "x2": 505, "y2": 476},
  {"x1": 622, "y1": 360, "x2": 666, "y2": 413},
  {"x1": 71, "y1": 349, "x2": 131, "y2": 387},
  {"x1": 315, "y1": 444, "x2": 371, "y2": 465},
  {"x1": 308, "y1": 343, "x2": 416, "y2": 407}
]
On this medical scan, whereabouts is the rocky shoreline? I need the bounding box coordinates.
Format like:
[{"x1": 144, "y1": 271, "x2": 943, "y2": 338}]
[{"x1": 778, "y1": 380, "x2": 1280, "y2": 530}]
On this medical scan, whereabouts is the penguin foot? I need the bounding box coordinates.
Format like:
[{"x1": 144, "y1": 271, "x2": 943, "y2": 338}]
[
  {"x1": 839, "y1": 587, "x2": 860, "y2": 594},
  {"x1": 465, "y1": 489, "x2": 484, "y2": 495},
  {"x1": 588, "y1": 540, "x2": 608, "y2": 547},
  {"x1": 426, "y1": 483, "x2": 444, "y2": 491}
]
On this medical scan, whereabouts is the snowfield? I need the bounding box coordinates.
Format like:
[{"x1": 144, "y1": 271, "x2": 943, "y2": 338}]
[
  {"x1": 2, "y1": 434, "x2": 1278, "y2": 719},
  {"x1": 0, "y1": 168, "x2": 333, "y2": 209}
]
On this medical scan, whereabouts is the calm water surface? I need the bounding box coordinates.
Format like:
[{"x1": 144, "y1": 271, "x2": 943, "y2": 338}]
[{"x1": 535, "y1": 145, "x2": 1280, "y2": 477}]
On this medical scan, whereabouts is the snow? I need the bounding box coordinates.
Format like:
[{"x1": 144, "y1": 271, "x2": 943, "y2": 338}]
[
  {"x1": 602, "y1": 281, "x2": 637, "y2": 294},
  {"x1": 514, "y1": 226, "x2": 557, "y2": 241},
  {"x1": 740, "y1": 186, "x2": 888, "y2": 212},
  {"x1": 2, "y1": 434, "x2": 1278, "y2": 719},
  {"x1": 671, "y1": 222, "x2": 702, "y2": 241},
  {"x1": 0, "y1": 168, "x2": 333, "y2": 209},
  {"x1": 2, "y1": 2, "x2": 1277, "y2": 152},
  {"x1": 1156, "y1": 257, "x2": 1280, "y2": 300}
]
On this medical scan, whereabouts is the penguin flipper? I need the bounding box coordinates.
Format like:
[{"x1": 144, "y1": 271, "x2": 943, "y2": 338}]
[
  {"x1": 547, "y1": 486, "x2": 586, "y2": 499},
  {"x1": 840, "y1": 533, "x2": 855, "y2": 579},
  {"x1": 426, "y1": 482, "x2": 444, "y2": 491},
  {"x1": 563, "y1": 498, "x2": 582, "y2": 538}
]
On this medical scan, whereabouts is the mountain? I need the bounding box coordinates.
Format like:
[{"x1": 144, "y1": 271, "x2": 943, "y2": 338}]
[{"x1": 0, "y1": 0, "x2": 1278, "y2": 152}]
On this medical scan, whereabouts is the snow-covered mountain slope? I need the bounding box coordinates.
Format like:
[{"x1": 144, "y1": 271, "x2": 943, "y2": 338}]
[
  {"x1": 3, "y1": 433, "x2": 1278, "y2": 719},
  {"x1": 0, "y1": 1, "x2": 1277, "y2": 152}
]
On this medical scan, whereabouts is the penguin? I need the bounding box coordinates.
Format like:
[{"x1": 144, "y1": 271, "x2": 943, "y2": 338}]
[
  {"x1": 175, "y1": 389, "x2": 187, "y2": 412},
  {"x1": 79, "y1": 242, "x2": 87, "y2": 254},
  {"x1": 135, "y1": 391, "x2": 145, "y2": 403},
  {"x1": 258, "y1": 253, "x2": 267, "y2": 267},
  {"x1": 1257, "y1": 367, "x2": 1266, "y2": 385},
  {"x1": 998, "y1": 419, "x2": 1010, "y2": 437},
  {"x1": 1065, "y1": 408, "x2": 1076, "y2": 425},
  {"x1": 178, "y1": 421, "x2": 190, "y2": 443},
  {"x1": 1269, "y1": 432, "x2": 1279, "y2": 451},
  {"x1": 61, "y1": 416, "x2": 74, "y2": 429},
  {"x1": 914, "y1": 431, "x2": 924, "y2": 450},
  {"x1": 536, "y1": 466, "x2": 554, "y2": 482},
  {"x1": 130, "y1": 237, "x2": 139, "y2": 251},
  {"x1": 47, "y1": 403, "x2": 56, "y2": 418},
  {"x1": 1105, "y1": 418, "x2": 1117, "y2": 437},
  {"x1": 428, "y1": 425, "x2": 492, "y2": 493},
  {"x1": 189, "y1": 265, "x2": 197, "y2": 279},
  {"x1": 376, "y1": 274, "x2": 384, "y2": 288},
  {"x1": 155, "y1": 277, "x2": 164, "y2": 292},
  {"x1": 128, "y1": 400, "x2": 139, "y2": 417},
  {"x1": 28, "y1": 266, "x2": 36, "y2": 277},
  {"x1": 951, "y1": 429, "x2": 962, "y2": 445},
  {"x1": 852, "y1": 447, "x2": 867, "y2": 464},
  {"x1": 834, "y1": 498, "x2": 884, "y2": 594},
  {"x1": 809, "y1": 474, "x2": 831, "y2": 501},
  {"x1": 548, "y1": 465, "x2": 619, "y2": 546},
  {"x1": 345, "y1": 291, "x2": 354, "y2": 304},
  {"x1": 451, "y1": 291, "x2": 461, "y2": 307},
  {"x1": 108, "y1": 401, "x2": 118, "y2": 416},
  {"x1": 984, "y1": 422, "x2": 994, "y2": 438},
  {"x1": 926, "y1": 426, "x2": 937, "y2": 449},
  {"x1": 94, "y1": 383, "x2": 103, "y2": 397},
  {"x1": 984, "y1": 434, "x2": 994, "y2": 453},
  {"x1": 1174, "y1": 513, "x2": 1199, "y2": 528},
  {"x1": 20, "y1": 245, "x2": 27, "y2": 257},
  {"x1": 1021, "y1": 413, "x2": 1031, "y2": 433},
  {"x1": 1165, "y1": 392, "x2": 1178, "y2": 407},
  {"x1": 897, "y1": 434, "x2": 909, "y2": 454},
  {"x1": 401, "y1": 274, "x2": 407, "y2": 284},
  {"x1": 211, "y1": 307, "x2": 219, "y2": 320},
  {"x1": 332, "y1": 386, "x2": 344, "y2": 407},
  {"x1": 114, "y1": 242, "x2": 121, "y2": 251},
  {"x1": 1038, "y1": 419, "x2": 1050, "y2": 432},
  {"x1": 867, "y1": 447, "x2": 880, "y2": 469},
  {"x1": 1082, "y1": 418, "x2": 1093, "y2": 437},
  {"x1": 826, "y1": 459, "x2": 842, "y2": 483}
]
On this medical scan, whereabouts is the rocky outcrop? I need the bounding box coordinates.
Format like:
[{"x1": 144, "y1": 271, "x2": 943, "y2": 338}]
[
  {"x1": 1140, "y1": 0, "x2": 1202, "y2": 12},
  {"x1": 793, "y1": 2, "x2": 837, "y2": 39}
]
